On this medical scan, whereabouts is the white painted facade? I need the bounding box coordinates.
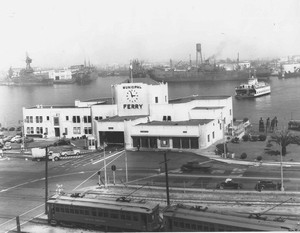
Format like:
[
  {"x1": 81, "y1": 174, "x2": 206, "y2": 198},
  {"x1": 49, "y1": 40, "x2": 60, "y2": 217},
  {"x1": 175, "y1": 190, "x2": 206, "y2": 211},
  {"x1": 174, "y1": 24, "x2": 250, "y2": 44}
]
[
  {"x1": 281, "y1": 63, "x2": 300, "y2": 73},
  {"x1": 49, "y1": 69, "x2": 73, "y2": 81},
  {"x1": 23, "y1": 105, "x2": 92, "y2": 138},
  {"x1": 22, "y1": 80, "x2": 233, "y2": 151}
]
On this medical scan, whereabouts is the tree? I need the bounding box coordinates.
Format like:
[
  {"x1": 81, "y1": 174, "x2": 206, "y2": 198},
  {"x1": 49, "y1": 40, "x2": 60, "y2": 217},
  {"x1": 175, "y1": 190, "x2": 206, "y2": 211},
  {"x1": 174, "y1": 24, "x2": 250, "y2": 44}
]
[{"x1": 268, "y1": 128, "x2": 300, "y2": 156}]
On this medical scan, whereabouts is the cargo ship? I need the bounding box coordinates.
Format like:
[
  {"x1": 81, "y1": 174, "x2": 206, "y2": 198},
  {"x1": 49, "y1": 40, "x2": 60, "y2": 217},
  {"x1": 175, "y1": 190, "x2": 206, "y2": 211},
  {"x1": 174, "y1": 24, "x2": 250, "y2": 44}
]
[
  {"x1": 2, "y1": 55, "x2": 53, "y2": 86},
  {"x1": 70, "y1": 64, "x2": 98, "y2": 84},
  {"x1": 148, "y1": 64, "x2": 250, "y2": 82}
]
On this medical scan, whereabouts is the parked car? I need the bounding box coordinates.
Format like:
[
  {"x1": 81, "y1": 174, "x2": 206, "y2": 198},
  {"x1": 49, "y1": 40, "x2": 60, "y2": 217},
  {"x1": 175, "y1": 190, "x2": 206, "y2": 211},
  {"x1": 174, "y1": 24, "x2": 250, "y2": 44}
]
[
  {"x1": 216, "y1": 178, "x2": 242, "y2": 189},
  {"x1": 254, "y1": 180, "x2": 281, "y2": 191},
  {"x1": 10, "y1": 135, "x2": 22, "y2": 143},
  {"x1": 3, "y1": 136, "x2": 13, "y2": 143},
  {"x1": 181, "y1": 160, "x2": 211, "y2": 172},
  {"x1": 3, "y1": 142, "x2": 12, "y2": 150},
  {"x1": 60, "y1": 149, "x2": 80, "y2": 157}
]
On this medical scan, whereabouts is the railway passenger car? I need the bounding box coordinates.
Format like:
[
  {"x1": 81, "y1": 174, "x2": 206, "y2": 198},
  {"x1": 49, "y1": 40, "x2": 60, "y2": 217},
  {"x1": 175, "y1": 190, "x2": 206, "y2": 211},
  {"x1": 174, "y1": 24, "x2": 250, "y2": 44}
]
[
  {"x1": 47, "y1": 194, "x2": 161, "y2": 231},
  {"x1": 163, "y1": 204, "x2": 299, "y2": 232}
]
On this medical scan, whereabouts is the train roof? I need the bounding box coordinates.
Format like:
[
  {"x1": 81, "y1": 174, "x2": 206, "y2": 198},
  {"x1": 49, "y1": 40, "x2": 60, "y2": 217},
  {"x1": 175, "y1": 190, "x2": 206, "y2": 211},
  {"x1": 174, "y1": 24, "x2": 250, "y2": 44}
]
[
  {"x1": 47, "y1": 194, "x2": 159, "y2": 214},
  {"x1": 163, "y1": 204, "x2": 299, "y2": 231}
]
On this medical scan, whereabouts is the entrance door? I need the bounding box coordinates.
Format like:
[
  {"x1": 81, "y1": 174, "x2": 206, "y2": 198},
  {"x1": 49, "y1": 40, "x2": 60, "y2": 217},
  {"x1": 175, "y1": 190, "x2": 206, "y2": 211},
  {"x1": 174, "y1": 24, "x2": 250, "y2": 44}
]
[{"x1": 54, "y1": 128, "x2": 60, "y2": 137}]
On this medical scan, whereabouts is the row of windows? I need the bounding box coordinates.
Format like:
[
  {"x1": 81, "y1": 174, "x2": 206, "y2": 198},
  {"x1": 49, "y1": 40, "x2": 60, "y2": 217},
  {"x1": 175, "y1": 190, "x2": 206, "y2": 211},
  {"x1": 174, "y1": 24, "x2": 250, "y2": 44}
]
[
  {"x1": 25, "y1": 115, "x2": 92, "y2": 124},
  {"x1": 53, "y1": 204, "x2": 141, "y2": 222},
  {"x1": 162, "y1": 116, "x2": 171, "y2": 121},
  {"x1": 132, "y1": 137, "x2": 199, "y2": 149},
  {"x1": 26, "y1": 127, "x2": 92, "y2": 135},
  {"x1": 172, "y1": 219, "x2": 242, "y2": 232}
]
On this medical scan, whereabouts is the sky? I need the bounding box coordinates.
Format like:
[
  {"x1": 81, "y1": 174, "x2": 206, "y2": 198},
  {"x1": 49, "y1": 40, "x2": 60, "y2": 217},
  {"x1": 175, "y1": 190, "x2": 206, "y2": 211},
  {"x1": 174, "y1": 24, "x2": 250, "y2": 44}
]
[{"x1": 0, "y1": 0, "x2": 299, "y2": 71}]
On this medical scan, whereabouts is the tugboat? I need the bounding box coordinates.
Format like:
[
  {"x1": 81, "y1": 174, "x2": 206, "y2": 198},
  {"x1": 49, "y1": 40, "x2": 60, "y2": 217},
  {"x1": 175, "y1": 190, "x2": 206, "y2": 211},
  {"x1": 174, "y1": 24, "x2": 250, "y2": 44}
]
[{"x1": 235, "y1": 75, "x2": 271, "y2": 98}]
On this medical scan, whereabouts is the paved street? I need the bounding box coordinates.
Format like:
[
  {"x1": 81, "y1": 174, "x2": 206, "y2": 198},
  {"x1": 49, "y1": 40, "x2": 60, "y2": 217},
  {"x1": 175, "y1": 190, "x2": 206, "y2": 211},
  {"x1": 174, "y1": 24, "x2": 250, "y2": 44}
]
[{"x1": 0, "y1": 149, "x2": 300, "y2": 232}]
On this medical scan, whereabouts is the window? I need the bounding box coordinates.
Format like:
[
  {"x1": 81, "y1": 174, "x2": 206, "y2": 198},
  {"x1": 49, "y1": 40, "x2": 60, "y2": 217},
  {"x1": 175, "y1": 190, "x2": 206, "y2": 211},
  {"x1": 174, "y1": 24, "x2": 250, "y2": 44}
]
[
  {"x1": 83, "y1": 116, "x2": 88, "y2": 123},
  {"x1": 167, "y1": 116, "x2": 171, "y2": 121},
  {"x1": 163, "y1": 116, "x2": 167, "y2": 121},
  {"x1": 66, "y1": 116, "x2": 69, "y2": 121},
  {"x1": 36, "y1": 127, "x2": 43, "y2": 134},
  {"x1": 29, "y1": 116, "x2": 33, "y2": 123},
  {"x1": 95, "y1": 116, "x2": 99, "y2": 120},
  {"x1": 25, "y1": 116, "x2": 29, "y2": 123},
  {"x1": 155, "y1": 96, "x2": 158, "y2": 103},
  {"x1": 47, "y1": 116, "x2": 50, "y2": 121},
  {"x1": 72, "y1": 116, "x2": 80, "y2": 123},
  {"x1": 73, "y1": 127, "x2": 81, "y2": 134},
  {"x1": 207, "y1": 134, "x2": 210, "y2": 142},
  {"x1": 27, "y1": 127, "x2": 34, "y2": 134},
  {"x1": 64, "y1": 128, "x2": 68, "y2": 135},
  {"x1": 36, "y1": 116, "x2": 43, "y2": 123},
  {"x1": 88, "y1": 116, "x2": 91, "y2": 123},
  {"x1": 84, "y1": 127, "x2": 92, "y2": 134},
  {"x1": 54, "y1": 117, "x2": 59, "y2": 126},
  {"x1": 45, "y1": 128, "x2": 48, "y2": 135}
]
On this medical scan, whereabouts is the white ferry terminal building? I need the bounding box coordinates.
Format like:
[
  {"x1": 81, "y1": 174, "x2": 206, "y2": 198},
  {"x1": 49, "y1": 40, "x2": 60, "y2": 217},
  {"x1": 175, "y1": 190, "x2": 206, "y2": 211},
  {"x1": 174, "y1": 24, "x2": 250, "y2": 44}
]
[{"x1": 22, "y1": 78, "x2": 233, "y2": 151}]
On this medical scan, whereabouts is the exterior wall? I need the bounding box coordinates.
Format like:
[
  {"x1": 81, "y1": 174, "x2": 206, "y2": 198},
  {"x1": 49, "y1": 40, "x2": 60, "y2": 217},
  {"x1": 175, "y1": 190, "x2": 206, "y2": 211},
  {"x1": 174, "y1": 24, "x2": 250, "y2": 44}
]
[
  {"x1": 113, "y1": 82, "x2": 168, "y2": 117},
  {"x1": 91, "y1": 105, "x2": 118, "y2": 121},
  {"x1": 23, "y1": 106, "x2": 92, "y2": 138},
  {"x1": 282, "y1": 63, "x2": 300, "y2": 73},
  {"x1": 125, "y1": 118, "x2": 222, "y2": 150},
  {"x1": 149, "y1": 97, "x2": 233, "y2": 130}
]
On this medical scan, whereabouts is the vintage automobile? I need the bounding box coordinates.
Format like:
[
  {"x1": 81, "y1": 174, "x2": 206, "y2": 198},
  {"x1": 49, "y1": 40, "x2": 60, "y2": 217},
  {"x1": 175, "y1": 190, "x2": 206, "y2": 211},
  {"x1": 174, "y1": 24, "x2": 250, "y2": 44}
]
[
  {"x1": 254, "y1": 180, "x2": 281, "y2": 191},
  {"x1": 216, "y1": 178, "x2": 243, "y2": 189},
  {"x1": 181, "y1": 160, "x2": 211, "y2": 172}
]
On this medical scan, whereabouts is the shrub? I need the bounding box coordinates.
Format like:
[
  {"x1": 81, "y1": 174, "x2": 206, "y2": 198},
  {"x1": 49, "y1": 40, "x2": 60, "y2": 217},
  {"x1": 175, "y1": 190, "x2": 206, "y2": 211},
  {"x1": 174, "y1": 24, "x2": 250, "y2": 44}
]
[
  {"x1": 259, "y1": 134, "x2": 267, "y2": 141},
  {"x1": 9, "y1": 127, "x2": 15, "y2": 131},
  {"x1": 256, "y1": 155, "x2": 262, "y2": 161},
  {"x1": 242, "y1": 134, "x2": 249, "y2": 141},
  {"x1": 215, "y1": 143, "x2": 228, "y2": 155},
  {"x1": 240, "y1": 152, "x2": 247, "y2": 159},
  {"x1": 243, "y1": 117, "x2": 249, "y2": 123},
  {"x1": 251, "y1": 135, "x2": 258, "y2": 141}
]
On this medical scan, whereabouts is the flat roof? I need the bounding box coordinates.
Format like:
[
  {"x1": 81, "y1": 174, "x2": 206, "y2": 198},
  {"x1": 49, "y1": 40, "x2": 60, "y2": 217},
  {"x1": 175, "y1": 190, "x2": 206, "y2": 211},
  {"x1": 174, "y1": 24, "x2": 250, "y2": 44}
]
[
  {"x1": 81, "y1": 97, "x2": 113, "y2": 104},
  {"x1": 98, "y1": 115, "x2": 148, "y2": 122},
  {"x1": 192, "y1": 106, "x2": 224, "y2": 110},
  {"x1": 27, "y1": 105, "x2": 87, "y2": 109},
  {"x1": 122, "y1": 77, "x2": 160, "y2": 85},
  {"x1": 169, "y1": 95, "x2": 231, "y2": 104},
  {"x1": 138, "y1": 119, "x2": 214, "y2": 126}
]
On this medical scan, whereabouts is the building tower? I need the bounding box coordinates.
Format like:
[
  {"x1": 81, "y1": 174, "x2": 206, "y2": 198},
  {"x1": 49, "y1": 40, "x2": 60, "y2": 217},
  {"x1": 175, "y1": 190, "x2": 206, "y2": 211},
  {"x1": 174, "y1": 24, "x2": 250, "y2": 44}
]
[{"x1": 196, "y1": 43, "x2": 203, "y2": 67}]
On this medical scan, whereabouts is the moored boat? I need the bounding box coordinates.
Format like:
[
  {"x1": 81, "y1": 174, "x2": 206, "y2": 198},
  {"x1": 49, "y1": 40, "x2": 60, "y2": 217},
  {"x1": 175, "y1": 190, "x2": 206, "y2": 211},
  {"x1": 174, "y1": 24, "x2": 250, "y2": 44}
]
[{"x1": 235, "y1": 76, "x2": 271, "y2": 98}]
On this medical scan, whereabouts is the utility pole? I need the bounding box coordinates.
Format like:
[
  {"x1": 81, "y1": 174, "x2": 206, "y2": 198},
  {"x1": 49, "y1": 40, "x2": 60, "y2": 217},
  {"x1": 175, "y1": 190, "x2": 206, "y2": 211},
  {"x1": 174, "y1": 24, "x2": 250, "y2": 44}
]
[
  {"x1": 125, "y1": 150, "x2": 128, "y2": 183},
  {"x1": 164, "y1": 151, "x2": 170, "y2": 206},
  {"x1": 280, "y1": 147, "x2": 284, "y2": 191},
  {"x1": 45, "y1": 146, "x2": 48, "y2": 214},
  {"x1": 103, "y1": 142, "x2": 107, "y2": 188},
  {"x1": 221, "y1": 113, "x2": 227, "y2": 158}
]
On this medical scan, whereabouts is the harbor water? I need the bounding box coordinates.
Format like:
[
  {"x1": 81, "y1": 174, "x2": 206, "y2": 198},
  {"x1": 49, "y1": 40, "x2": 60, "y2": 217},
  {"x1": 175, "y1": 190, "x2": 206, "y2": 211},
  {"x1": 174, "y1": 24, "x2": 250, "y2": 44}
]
[{"x1": 0, "y1": 76, "x2": 300, "y2": 128}]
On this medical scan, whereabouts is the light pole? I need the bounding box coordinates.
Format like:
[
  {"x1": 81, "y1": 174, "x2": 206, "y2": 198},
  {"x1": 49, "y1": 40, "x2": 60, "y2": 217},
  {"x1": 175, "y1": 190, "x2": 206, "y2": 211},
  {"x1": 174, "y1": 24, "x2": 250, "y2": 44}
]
[
  {"x1": 45, "y1": 146, "x2": 48, "y2": 214},
  {"x1": 280, "y1": 146, "x2": 284, "y2": 191}
]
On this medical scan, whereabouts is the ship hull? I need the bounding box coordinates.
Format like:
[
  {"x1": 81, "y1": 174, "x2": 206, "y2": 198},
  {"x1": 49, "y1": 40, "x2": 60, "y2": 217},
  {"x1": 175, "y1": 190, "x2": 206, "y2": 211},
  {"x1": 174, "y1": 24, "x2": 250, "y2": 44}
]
[
  {"x1": 1, "y1": 74, "x2": 53, "y2": 86},
  {"x1": 149, "y1": 69, "x2": 251, "y2": 82}
]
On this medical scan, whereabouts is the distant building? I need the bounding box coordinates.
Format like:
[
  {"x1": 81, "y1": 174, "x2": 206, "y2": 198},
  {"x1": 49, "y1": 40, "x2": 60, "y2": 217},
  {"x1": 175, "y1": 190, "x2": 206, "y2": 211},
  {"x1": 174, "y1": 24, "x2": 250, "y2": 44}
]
[
  {"x1": 48, "y1": 69, "x2": 73, "y2": 82},
  {"x1": 23, "y1": 78, "x2": 233, "y2": 150}
]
